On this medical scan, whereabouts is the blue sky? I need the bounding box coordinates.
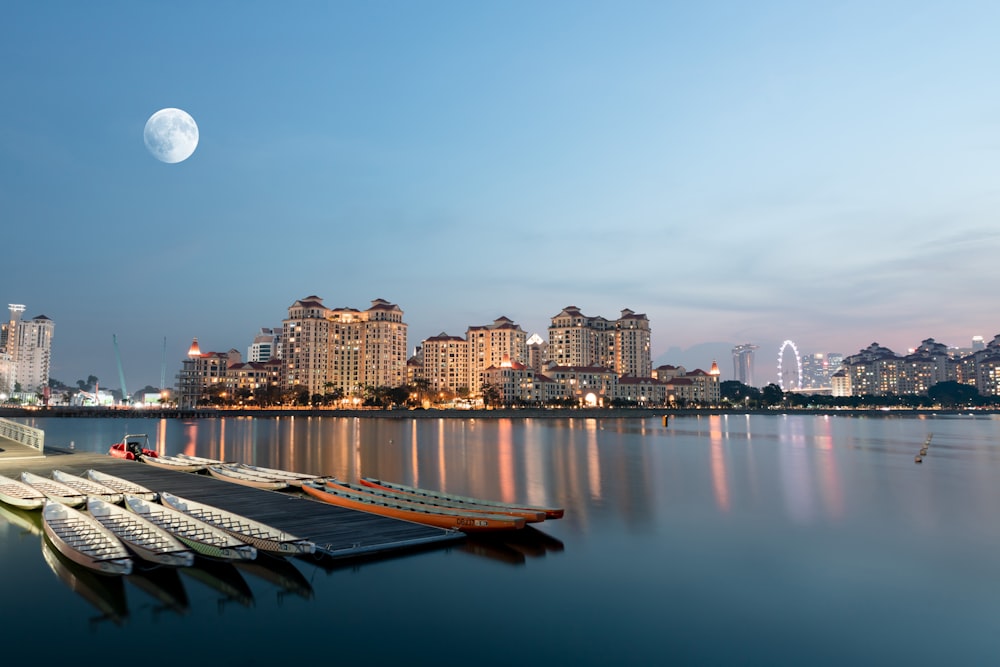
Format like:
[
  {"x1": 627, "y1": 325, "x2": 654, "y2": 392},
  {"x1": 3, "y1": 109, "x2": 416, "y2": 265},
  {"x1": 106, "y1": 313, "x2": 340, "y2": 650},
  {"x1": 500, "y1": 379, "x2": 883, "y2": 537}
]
[{"x1": 2, "y1": 1, "x2": 999, "y2": 389}]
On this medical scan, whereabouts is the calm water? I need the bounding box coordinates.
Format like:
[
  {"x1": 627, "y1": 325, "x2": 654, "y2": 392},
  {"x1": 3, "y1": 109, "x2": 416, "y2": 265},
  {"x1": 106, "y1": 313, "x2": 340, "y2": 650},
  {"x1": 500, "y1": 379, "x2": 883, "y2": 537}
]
[{"x1": 3, "y1": 414, "x2": 1000, "y2": 666}]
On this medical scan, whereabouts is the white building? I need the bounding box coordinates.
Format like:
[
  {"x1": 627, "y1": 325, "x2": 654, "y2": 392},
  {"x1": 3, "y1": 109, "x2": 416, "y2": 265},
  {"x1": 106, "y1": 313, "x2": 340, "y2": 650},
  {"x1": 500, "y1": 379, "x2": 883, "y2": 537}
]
[{"x1": 1, "y1": 305, "x2": 54, "y2": 395}]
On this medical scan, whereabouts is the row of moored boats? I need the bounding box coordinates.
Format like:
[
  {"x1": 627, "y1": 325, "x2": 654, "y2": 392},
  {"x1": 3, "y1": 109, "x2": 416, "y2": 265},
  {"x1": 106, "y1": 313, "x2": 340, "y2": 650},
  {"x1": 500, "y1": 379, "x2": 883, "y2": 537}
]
[
  {"x1": 0, "y1": 468, "x2": 315, "y2": 576},
  {"x1": 112, "y1": 434, "x2": 564, "y2": 533}
]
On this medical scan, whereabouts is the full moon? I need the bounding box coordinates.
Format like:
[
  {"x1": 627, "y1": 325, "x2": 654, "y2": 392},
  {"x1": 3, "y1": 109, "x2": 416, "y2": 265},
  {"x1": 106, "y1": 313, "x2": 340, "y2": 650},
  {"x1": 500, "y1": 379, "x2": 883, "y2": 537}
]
[{"x1": 143, "y1": 108, "x2": 199, "y2": 163}]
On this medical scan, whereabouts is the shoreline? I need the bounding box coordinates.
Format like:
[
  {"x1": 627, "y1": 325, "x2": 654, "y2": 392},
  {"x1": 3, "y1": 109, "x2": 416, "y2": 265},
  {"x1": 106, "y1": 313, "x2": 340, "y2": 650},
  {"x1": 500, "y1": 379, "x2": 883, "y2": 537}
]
[{"x1": 1, "y1": 406, "x2": 996, "y2": 420}]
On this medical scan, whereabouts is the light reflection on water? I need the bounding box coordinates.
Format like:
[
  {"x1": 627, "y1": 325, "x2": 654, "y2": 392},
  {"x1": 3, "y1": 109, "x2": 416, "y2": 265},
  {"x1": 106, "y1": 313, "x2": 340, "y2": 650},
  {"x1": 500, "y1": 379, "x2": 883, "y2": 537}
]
[{"x1": 3, "y1": 413, "x2": 1000, "y2": 665}]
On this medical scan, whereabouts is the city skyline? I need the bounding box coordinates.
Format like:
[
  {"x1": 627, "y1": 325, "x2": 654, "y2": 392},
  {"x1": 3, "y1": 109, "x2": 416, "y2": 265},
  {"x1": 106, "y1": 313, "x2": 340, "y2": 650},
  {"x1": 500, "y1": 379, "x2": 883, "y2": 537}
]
[{"x1": 4, "y1": 2, "x2": 999, "y2": 389}]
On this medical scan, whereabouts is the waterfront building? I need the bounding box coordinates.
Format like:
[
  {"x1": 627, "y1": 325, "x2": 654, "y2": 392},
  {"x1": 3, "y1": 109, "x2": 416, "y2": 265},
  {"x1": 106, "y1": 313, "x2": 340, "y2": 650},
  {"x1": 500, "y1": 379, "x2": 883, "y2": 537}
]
[
  {"x1": 227, "y1": 359, "x2": 283, "y2": 403},
  {"x1": 0, "y1": 353, "x2": 11, "y2": 396},
  {"x1": 652, "y1": 364, "x2": 686, "y2": 382},
  {"x1": 957, "y1": 334, "x2": 1000, "y2": 397},
  {"x1": 481, "y1": 357, "x2": 537, "y2": 405},
  {"x1": 467, "y1": 316, "x2": 527, "y2": 395},
  {"x1": 247, "y1": 328, "x2": 278, "y2": 362},
  {"x1": 831, "y1": 369, "x2": 851, "y2": 397},
  {"x1": 420, "y1": 333, "x2": 470, "y2": 396},
  {"x1": 547, "y1": 306, "x2": 651, "y2": 377},
  {"x1": 357, "y1": 299, "x2": 408, "y2": 391},
  {"x1": 686, "y1": 367, "x2": 721, "y2": 404},
  {"x1": 175, "y1": 338, "x2": 241, "y2": 408},
  {"x1": 732, "y1": 344, "x2": 758, "y2": 387},
  {"x1": 526, "y1": 333, "x2": 547, "y2": 374},
  {"x1": 897, "y1": 339, "x2": 953, "y2": 395},
  {"x1": 283, "y1": 296, "x2": 332, "y2": 397},
  {"x1": 282, "y1": 296, "x2": 408, "y2": 399},
  {"x1": 0, "y1": 305, "x2": 54, "y2": 395},
  {"x1": 615, "y1": 375, "x2": 667, "y2": 405},
  {"x1": 614, "y1": 309, "x2": 652, "y2": 377},
  {"x1": 841, "y1": 337, "x2": 1000, "y2": 397},
  {"x1": 543, "y1": 364, "x2": 619, "y2": 407},
  {"x1": 405, "y1": 347, "x2": 423, "y2": 386}
]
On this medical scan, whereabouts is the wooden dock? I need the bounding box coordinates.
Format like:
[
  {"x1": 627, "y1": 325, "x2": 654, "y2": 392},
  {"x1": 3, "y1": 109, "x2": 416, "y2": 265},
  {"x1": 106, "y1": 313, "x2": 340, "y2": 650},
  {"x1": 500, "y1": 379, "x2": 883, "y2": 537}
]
[{"x1": 0, "y1": 448, "x2": 464, "y2": 560}]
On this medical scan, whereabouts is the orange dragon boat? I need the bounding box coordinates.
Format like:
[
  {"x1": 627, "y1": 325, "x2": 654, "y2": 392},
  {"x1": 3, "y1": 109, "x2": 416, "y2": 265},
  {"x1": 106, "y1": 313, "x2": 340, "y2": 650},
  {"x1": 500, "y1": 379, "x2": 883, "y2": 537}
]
[
  {"x1": 326, "y1": 479, "x2": 546, "y2": 523},
  {"x1": 300, "y1": 481, "x2": 525, "y2": 532},
  {"x1": 359, "y1": 476, "x2": 565, "y2": 520}
]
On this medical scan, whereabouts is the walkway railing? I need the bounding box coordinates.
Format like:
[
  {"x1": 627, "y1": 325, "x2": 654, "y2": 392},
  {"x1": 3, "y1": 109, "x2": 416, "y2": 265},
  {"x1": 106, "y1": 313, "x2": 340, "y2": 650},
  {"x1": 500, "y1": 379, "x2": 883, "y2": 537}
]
[{"x1": 0, "y1": 417, "x2": 44, "y2": 452}]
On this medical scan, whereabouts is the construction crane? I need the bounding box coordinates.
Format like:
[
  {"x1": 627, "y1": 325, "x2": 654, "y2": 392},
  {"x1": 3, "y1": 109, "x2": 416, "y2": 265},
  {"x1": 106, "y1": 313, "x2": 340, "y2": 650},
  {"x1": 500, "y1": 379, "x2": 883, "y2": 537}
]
[{"x1": 113, "y1": 334, "x2": 129, "y2": 406}]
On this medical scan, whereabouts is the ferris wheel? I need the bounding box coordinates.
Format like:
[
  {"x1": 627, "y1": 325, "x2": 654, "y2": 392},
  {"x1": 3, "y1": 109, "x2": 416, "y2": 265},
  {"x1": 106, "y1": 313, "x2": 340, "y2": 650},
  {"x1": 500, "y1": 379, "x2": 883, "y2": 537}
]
[{"x1": 777, "y1": 340, "x2": 803, "y2": 391}]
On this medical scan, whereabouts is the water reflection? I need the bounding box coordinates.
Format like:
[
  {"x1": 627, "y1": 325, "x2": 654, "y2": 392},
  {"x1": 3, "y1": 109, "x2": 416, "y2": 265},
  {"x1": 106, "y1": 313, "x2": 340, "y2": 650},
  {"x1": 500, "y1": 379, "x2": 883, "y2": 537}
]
[
  {"x1": 180, "y1": 558, "x2": 255, "y2": 610},
  {"x1": 461, "y1": 526, "x2": 565, "y2": 566},
  {"x1": 709, "y1": 416, "x2": 730, "y2": 512},
  {"x1": 41, "y1": 535, "x2": 129, "y2": 627},
  {"x1": 0, "y1": 503, "x2": 42, "y2": 538},
  {"x1": 128, "y1": 567, "x2": 190, "y2": 617},
  {"x1": 20, "y1": 413, "x2": 1000, "y2": 540},
  {"x1": 236, "y1": 557, "x2": 315, "y2": 602}
]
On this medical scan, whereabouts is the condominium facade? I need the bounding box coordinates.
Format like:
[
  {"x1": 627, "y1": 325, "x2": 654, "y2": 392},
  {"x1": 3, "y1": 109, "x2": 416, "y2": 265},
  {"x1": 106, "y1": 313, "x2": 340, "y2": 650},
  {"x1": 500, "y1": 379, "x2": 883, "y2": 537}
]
[
  {"x1": 175, "y1": 338, "x2": 242, "y2": 408},
  {"x1": 420, "y1": 333, "x2": 470, "y2": 395},
  {"x1": 467, "y1": 317, "x2": 527, "y2": 395},
  {"x1": 247, "y1": 328, "x2": 278, "y2": 362},
  {"x1": 842, "y1": 337, "x2": 1000, "y2": 397},
  {"x1": 0, "y1": 304, "x2": 54, "y2": 394},
  {"x1": 547, "y1": 306, "x2": 651, "y2": 376},
  {"x1": 282, "y1": 296, "x2": 408, "y2": 397}
]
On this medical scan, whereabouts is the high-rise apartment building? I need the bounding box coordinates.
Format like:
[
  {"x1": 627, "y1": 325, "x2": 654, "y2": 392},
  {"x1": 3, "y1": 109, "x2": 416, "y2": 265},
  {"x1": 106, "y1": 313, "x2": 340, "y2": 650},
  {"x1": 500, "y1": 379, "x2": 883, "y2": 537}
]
[
  {"x1": 547, "y1": 306, "x2": 650, "y2": 377},
  {"x1": 420, "y1": 333, "x2": 470, "y2": 395},
  {"x1": 282, "y1": 296, "x2": 408, "y2": 398},
  {"x1": 526, "y1": 333, "x2": 548, "y2": 374},
  {"x1": 468, "y1": 317, "x2": 527, "y2": 395},
  {"x1": 247, "y1": 328, "x2": 277, "y2": 362},
  {"x1": 1, "y1": 304, "x2": 54, "y2": 394},
  {"x1": 614, "y1": 308, "x2": 652, "y2": 377},
  {"x1": 732, "y1": 344, "x2": 758, "y2": 386},
  {"x1": 175, "y1": 338, "x2": 242, "y2": 408}
]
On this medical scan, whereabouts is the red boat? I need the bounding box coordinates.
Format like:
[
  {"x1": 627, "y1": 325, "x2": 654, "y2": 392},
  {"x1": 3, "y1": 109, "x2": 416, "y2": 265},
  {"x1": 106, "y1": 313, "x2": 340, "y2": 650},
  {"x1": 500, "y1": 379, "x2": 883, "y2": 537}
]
[{"x1": 108, "y1": 434, "x2": 158, "y2": 460}]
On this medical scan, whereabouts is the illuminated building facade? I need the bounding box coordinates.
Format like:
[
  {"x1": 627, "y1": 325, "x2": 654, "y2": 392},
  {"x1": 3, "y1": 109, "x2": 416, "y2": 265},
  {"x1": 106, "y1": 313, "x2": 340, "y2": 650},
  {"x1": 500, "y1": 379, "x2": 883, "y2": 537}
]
[
  {"x1": 1, "y1": 304, "x2": 54, "y2": 395},
  {"x1": 547, "y1": 306, "x2": 650, "y2": 377},
  {"x1": 282, "y1": 296, "x2": 408, "y2": 398},
  {"x1": 467, "y1": 317, "x2": 527, "y2": 395},
  {"x1": 420, "y1": 333, "x2": 470, "y2": 395}
]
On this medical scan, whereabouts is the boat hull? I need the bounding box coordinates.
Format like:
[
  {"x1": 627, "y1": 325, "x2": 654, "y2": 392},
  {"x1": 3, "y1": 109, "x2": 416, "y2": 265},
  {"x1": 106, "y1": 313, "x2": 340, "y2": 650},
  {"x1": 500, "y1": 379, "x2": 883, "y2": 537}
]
[
  {"x1": 159, "y1": 492, "x2": 314, "y2": 557},
  {"x1": 327, "y1": 479, "x2": 545, "y2": 523},
  {"x1": 0, "y1": 474, "x2": 47, "y2": 510},
  {"x1": 42, "y1": 501, "x2": 133, "y2": 576},
  {"x1": 52, "y1": 470, "x2": 124, "y2": 505},
  {"x1": 125, "y1": 496, "x2": 256, "y2": 562},
  {"x1": 301, "y1": 481, "x2": 524, "y2": 532},
  {"x1": 360, "y1": 477, "x2": 565, "y2": 520},
  {"x1": 88, "y1": 498, "x2": 195, "y2": 568},
  {"x1": 139, "y1": 455, "x2": 205, "y2": 472},
  {"x1": 21, "y1": 472, "x2": 87, "y2": 508},
  {"x1": 85, "y1": 469, "x2": 158, "y2": 501},
  {"x1": 206, "y1": 465, "x2": 289, "y2": 490}
]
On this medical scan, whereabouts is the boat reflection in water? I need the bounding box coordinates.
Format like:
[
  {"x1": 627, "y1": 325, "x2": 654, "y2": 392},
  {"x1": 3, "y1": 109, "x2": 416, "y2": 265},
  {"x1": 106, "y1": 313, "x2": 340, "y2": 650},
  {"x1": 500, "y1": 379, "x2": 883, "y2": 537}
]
[
  {"x1": 0, "y1": 503, "x2": 43, "y2": 539},
  {"x1": 40, "y1": 536, "x2": 129, "y2": 627},
  {"x1": 127, "y1": 567, "x2": 191, "y2": 618},
  {"x1": 180, "y1": 558, "x2": 255, "y2": 611},
  {"x1": 461, "y1": 526, "x2": 565, "y2": 566},
  {"x1": 236, "y1": 557, "x2": 314, "y2": 602}
]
